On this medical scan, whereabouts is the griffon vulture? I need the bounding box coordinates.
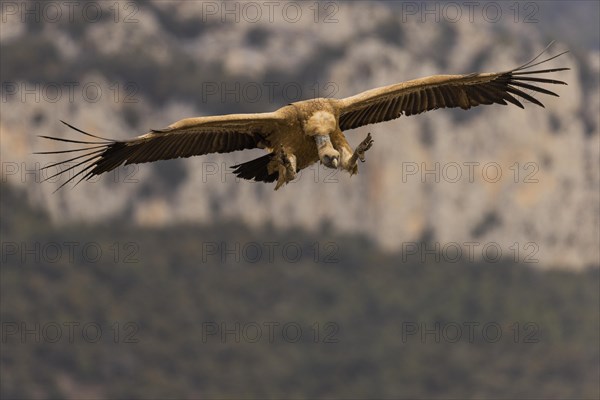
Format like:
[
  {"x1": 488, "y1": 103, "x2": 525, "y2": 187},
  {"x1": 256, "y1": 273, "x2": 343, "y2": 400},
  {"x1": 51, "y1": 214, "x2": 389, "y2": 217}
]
[{"x1": 38, "y1": 43, "x2": 568, "y2": 191}]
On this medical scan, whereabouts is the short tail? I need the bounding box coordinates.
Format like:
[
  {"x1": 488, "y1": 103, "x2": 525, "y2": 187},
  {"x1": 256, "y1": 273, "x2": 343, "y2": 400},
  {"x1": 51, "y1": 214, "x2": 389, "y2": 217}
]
[{"x1": 231, "y1": 153, "x2": 279, "y2": 183}]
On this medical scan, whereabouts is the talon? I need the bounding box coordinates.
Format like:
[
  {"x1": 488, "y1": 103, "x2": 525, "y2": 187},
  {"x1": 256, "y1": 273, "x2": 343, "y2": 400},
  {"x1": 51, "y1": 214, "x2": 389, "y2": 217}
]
[
  {"x1": 354, "y1": 132, "x2": 374, "y2": 163},
  {"x1": 273, "y1": 146, "x2": 297, "y2": 190}
]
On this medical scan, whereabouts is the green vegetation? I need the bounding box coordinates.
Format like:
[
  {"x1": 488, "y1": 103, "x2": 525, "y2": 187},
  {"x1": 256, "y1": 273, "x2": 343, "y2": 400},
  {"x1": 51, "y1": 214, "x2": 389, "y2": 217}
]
[{"x1": 1, "y1": 184, "x2": 598, "y2": 399}]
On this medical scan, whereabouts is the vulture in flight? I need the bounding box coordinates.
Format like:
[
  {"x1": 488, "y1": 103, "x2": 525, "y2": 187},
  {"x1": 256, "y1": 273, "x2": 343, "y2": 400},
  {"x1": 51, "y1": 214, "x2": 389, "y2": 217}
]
[{"x1": 38, "y1": 43, "x2": 568, "y2": 191}]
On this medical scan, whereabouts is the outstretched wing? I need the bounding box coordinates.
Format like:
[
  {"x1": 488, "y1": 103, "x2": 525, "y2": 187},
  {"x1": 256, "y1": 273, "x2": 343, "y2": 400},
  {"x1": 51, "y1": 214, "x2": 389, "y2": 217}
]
[
  {"x1": 337, "y1": 43, "x2": 569, "y2": 131},
  {"x1": 37, "y1": 111, "x2": 286, "y2": 191}
]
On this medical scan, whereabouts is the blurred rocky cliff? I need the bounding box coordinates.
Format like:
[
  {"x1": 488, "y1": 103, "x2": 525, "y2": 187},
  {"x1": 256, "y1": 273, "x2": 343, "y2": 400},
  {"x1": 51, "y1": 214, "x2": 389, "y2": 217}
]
[{"x1": 1, "y1": 1, "x2": 598, "y2": 269}]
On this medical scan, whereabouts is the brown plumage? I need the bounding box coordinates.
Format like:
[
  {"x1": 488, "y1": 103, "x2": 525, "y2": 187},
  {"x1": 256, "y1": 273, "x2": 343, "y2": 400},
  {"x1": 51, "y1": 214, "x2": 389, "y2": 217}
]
[{"x1": 38, "y1": 43, "x2": 569, "y2": 191}]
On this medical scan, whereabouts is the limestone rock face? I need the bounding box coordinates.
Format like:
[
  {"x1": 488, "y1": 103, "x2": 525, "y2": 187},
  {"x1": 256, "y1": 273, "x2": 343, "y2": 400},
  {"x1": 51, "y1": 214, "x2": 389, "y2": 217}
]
[{"x1": 1, "y1": 2, "x2": 598, "y2": 269}]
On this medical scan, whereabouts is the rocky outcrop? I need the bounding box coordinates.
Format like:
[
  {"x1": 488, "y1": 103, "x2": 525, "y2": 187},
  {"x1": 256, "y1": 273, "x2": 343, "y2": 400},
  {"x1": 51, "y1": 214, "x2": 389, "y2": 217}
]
[{"x1": 1, "y1": 2, "x2": 598, "y2": 269}]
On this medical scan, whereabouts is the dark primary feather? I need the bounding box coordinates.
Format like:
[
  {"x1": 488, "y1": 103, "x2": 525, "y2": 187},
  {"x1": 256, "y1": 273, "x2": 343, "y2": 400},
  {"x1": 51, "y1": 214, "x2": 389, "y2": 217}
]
[{"x1": 339, "y1": 43, "x2": 569, "y2": 131}]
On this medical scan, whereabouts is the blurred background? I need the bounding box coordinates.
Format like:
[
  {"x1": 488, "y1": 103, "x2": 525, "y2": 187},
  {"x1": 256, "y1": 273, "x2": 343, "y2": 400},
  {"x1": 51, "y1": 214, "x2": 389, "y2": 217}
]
[{"x1": 1, "y1": 1, "x2": 598, "y2": 398}]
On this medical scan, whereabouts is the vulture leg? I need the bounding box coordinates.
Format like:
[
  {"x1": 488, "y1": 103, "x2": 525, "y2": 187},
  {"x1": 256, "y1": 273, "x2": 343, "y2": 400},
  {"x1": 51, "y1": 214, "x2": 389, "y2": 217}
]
[
  {"x1": 273, "y1": 146, "x2": 297, "y2": 190},
  {"x1": 347, "y1": 133, "x2": 374, "y2": 175}
]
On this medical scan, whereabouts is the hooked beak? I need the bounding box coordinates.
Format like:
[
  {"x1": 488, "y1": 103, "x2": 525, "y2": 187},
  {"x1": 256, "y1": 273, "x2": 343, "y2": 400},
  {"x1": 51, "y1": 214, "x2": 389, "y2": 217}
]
[{"x1": 322, "y1": 155, "x2": 339, "y2": 169}]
